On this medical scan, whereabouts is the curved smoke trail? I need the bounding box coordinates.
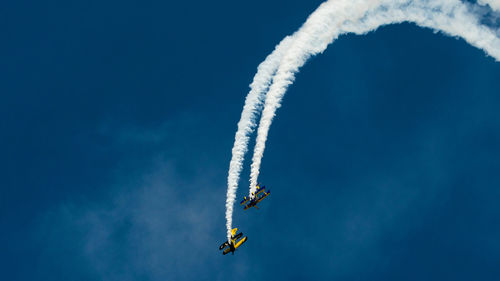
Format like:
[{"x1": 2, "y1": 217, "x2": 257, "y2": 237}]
[
  {"x1": 247, "y1": 0, "x2": 500, "y2": 195},
  {"x1": 478, "y1": 0, "x2": 500, "y2": 12},
  {"x1": 225, "y1": 36, "x2": 295, "y2": 242}
]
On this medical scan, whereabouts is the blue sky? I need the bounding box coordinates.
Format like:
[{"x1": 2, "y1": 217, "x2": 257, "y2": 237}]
[{"x1": 1, "y1": 1, "x2": 500, "y2": 280}]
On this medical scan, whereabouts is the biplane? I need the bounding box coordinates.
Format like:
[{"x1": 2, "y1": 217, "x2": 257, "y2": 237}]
[
  {"x1": 219, "y1": 228, "x2": 248, "y2": 255},
  {"x1": 240, "y1": 184, "x2": 271, "y2": 210}
]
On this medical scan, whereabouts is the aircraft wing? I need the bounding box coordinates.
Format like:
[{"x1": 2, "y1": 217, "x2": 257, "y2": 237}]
[
  {"x1": 234, "y1": 236, "x2": 247, "y2": 249},
  {"x1": 223, "y1": 247, "x2": 232, "y2": 255},
  {"x1": 240, "y1": 196, "x2": 249, "y2": 205},
  {"x1": 255, "y1": 190, "x2": 270, "y2": 204},
  {"x1": 219, "y1": 241, "x2": 229, "y2": 250},
  {"x1": 254, "y1": 185, "x2": 266, "y2": 196}
]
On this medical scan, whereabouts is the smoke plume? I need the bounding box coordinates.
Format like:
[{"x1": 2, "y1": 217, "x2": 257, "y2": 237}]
[
  {"x1": 247, "y1": 0, "x2": 500, "y2": 197},
  {"x1": 225, "y1": 0, "x2": 500, "y2": 241}
]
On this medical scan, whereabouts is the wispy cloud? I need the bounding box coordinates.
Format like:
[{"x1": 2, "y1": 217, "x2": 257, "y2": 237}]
[{"x1": 36, "y1": 162, "x2": 230, "y2": 281}]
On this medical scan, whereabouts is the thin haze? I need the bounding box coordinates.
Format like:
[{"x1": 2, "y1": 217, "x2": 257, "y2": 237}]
[{"x1": 225, "y1": 0, "x2": 500, "y2": 239}]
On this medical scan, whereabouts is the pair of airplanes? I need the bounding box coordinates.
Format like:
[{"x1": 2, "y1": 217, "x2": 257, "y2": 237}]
[{"x1": 219, "y1": 184, "x2": 271, "y2": 255}]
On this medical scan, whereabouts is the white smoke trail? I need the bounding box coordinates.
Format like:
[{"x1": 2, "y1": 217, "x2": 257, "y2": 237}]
[
  {"x1": 225, "y1": 36, "x2": 295, "y2": 242},
  {"x1": 248, "y1": 0, "x2": 385, "y2": 195},
  {"x1": 478, "y1": 0, "x2": 500, "y2": 12},
  {"x1": 248, "y1": 0, "x2": 500, "y2": 195}
]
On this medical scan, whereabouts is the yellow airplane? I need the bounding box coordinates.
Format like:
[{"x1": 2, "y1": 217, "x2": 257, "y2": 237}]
[
  {"x1": 240, "y1": 184, "x2": 271, "y2": 210},
  {"x1": 219, "y1": 228, "x2": 248, "y2": 255}
]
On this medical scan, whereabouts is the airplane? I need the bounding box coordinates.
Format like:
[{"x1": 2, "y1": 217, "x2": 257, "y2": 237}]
[
  {"x1": 240, "y1": 184, "x2": 271, "y2": 210},
  {"x1": 219, "y1": 228, "x2": 248, "y2": 255}
]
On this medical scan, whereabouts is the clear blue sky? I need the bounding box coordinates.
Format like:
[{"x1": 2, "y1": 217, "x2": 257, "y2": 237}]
[{"x1": 2, "y1": 1, "x2": 500, "y2": 280}]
